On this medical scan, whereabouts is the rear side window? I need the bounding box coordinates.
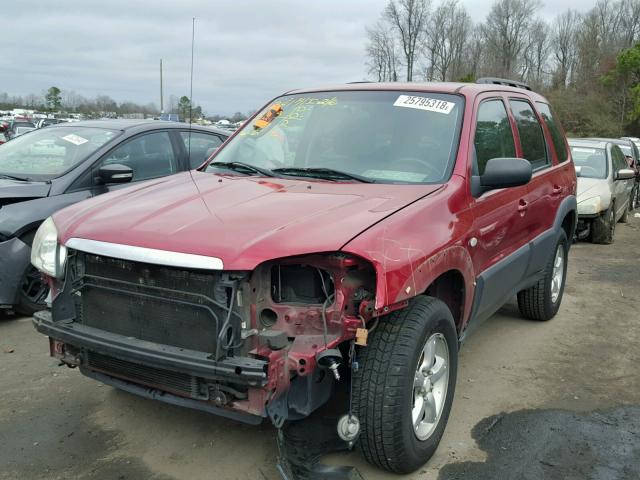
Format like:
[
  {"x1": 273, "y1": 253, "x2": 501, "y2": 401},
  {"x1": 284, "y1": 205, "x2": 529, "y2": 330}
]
[
  {"x1": 180, "y1": 132, "x2": 224, "y2": 169},
  {"x1": 536, "y1": 102, "x2": 568, "y2": 163},
  {"x1": 509, "y1": 100, "x2": 548, "y2": 169},
  {"x1": 474, "y1": 100, "x2": 516, "y2": 175}
]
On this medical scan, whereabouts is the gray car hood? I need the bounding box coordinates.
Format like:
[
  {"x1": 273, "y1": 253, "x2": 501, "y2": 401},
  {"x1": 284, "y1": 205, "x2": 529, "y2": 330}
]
[{"x1": 0, "y1": 179, "x2": 51, "y2": 204}]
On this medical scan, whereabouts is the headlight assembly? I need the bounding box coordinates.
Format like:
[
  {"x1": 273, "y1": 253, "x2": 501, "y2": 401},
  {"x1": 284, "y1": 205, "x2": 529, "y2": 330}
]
[
  {"x1": 30, "y1": 217, "x2": 67, "y2": 278},
  {"x1": 577, "y1": 196, "x2": 602, "y2": 215}
]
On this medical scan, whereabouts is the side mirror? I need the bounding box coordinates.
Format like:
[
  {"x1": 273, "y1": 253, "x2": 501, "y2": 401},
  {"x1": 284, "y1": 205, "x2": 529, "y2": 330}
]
[
  {"x1": 574, "y1": 165, "x2": 582, "y2": 177},
  {"x1": 97, "y1": 164, "x2": 134, "y2": 184},
  {"x1": 615, "y1": 168, "x2": 635, "y2": 180},
  {"x1": 472, "y1": 158, "x2": 532, "y2": 196}
]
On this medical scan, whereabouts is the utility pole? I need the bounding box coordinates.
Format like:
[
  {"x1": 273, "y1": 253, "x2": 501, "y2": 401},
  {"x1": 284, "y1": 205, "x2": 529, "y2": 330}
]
[
  {"x1": 160, "y1": 59, "x2": 164, "y2": 114},
  {"x1": 189, "y1": 17, "x2": 195, "y2": 125}
]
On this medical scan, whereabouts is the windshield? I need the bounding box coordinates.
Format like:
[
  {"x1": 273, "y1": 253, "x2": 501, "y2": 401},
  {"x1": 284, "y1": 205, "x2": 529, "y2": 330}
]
[
  {"x1": 0, "y1": 126, "x2": 119, "y2": 180},
  {"x1": 570, "y1": 146, "x2": 607, "y2": 179},
  {"x1": 205, "y1": 90, "x2": 464, "y2": 184}
]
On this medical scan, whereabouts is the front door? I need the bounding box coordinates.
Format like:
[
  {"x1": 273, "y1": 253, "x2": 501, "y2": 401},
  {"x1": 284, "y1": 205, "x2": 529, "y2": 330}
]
[{"x1": 468, "y1": 96, "x2": 534, "y2": 322}]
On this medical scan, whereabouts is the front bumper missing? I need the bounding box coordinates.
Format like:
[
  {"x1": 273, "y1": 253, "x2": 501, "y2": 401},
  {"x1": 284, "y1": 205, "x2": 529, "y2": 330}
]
[{"x1": 33, "y1": 310, "x2": 268, "y2": 423}]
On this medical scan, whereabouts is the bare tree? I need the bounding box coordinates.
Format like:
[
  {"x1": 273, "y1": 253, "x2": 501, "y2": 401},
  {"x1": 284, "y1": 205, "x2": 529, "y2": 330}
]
[
  {"x1": 521, "y1": 19, "x2": 550, "y2": 87},
  {"x1": 365, "y1": 19, "x2": 400, "y2": 81},
  {"x1": 619, "y1": 0, "x2": 640, "y2": 48},
  {"x1": 481, "y1": 0, "x2": 541, "y2": 78},
  {"x1": 385, "y1": 0, "x2": 431, "y2": 81},
  {"x1": 551, "y1": 9, "x2": 580, "y2": 88},
  {"x1": 424, "y1": 0, "x2": 472, "y2": 81}
]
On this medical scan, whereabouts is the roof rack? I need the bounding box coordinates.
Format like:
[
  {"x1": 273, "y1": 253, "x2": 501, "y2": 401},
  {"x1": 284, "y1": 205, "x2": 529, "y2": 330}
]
[{"x1": 476, "y1": 77, "x2": 531, "y2": 91}]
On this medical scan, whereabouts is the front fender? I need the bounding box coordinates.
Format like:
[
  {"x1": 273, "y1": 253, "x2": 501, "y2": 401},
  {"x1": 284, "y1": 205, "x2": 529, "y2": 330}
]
[{"x1": 341, "y1": 175, "x2": 475, "y2": 321}]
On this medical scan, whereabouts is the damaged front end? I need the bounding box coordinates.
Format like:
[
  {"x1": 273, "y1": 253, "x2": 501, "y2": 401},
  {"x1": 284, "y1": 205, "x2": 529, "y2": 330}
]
[{"x1": 34, "y1": 248, "x2": 376, "y2": 427}]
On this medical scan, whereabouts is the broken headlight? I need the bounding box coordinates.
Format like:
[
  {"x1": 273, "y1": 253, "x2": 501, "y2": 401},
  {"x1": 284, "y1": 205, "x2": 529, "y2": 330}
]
[{"x1": 31, "y1": 216, "x2": 67, "y2": 278}]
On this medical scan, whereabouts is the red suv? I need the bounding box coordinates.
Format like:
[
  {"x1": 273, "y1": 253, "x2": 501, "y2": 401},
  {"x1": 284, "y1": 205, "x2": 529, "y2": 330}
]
[{"x1": 32, "y1": 80, "x2": 576, "y2": 474}]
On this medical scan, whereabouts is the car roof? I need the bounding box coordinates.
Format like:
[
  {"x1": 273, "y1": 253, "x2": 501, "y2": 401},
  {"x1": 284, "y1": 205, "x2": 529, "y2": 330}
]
[
  {"x1": 285, "y1": 81, "x2": 548, "y2": 101},
  {"x1": 568, "y1": 138, "x2": 610, "y2": 149},
  {"x1": 45, "y1": 119, "x2": 230, "y2": 136},
  {"x1": 584, "y1": 137, "x2": 633, "y2": 147}
]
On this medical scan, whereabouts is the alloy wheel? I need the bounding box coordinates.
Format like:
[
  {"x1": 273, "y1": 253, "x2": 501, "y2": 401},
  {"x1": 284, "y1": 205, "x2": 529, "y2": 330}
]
[
  {"x1": 412, "y1": 333, "x2": 450, "y2": 441},
  {"x1": 550, "y1": 245, "x2": 565, "y2": 304}
]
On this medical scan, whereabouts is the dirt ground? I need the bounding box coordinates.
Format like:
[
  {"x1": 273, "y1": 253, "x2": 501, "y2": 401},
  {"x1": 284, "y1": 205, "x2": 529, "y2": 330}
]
[{"x1": 1, "y1": 216, "x2": 639, "y2": 480}]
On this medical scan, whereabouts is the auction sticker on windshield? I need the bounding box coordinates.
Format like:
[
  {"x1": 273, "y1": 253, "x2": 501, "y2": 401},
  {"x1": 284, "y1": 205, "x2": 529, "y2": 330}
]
[
  {"x1": 394, "y1": 95, "x2": 455, "y2": 114},
  {"x1": 62, "y1": 134, "x2": 89, "y2": 146}
]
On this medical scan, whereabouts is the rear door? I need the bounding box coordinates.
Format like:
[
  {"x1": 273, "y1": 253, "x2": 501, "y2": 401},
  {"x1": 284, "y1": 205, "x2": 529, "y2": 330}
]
[
  {"x1": 610, "y1": 145, "x2": 633, "y2": 216},
  {"x1": 507, "y1": 98, "x2": 566, "y2": 276},
  {"x1": 468, "y1": 95, "x2": 533, "y2": 321}
]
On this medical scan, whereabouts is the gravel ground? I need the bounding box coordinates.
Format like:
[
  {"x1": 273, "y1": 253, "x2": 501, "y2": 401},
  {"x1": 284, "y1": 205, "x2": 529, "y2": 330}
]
[{"x1": 1, "y1": 215, "x2": 639, "y2": 480}]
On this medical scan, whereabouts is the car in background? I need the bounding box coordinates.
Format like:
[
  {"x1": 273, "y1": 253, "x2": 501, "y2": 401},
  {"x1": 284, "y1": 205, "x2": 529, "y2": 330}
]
[
  {"x1": 587, "y1": 137, "x2": 640, "y2": 210},
  {"x1": 0, "y1": 122, "x2": 9, "y2": 145},
  {"x1": 13, "y1": 126, "x2": 35, "y2": 137},
  {"x1": 7, "y1": 121, "x2": 36, "y2": 140},
  {"x1": 36, "y1": 118, "x2": 67, "y2": 129},
  {"x1": 569, "y1": 138, "x2": 635, "y2": 243},
  {"x1": 620, "y1": 136, "x2": 640, "y2": 152},
  {"x1": 0, "y1": 120, "x2": 228, "y2": 315}
]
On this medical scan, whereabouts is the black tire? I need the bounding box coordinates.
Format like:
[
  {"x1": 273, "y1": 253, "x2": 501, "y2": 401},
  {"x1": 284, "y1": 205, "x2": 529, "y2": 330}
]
[
  {"x1": 517, "y1": 230, "x2": 568, "y2": 321},
  {"x1": 630, "y1": 184, "x2": 639, "y2": 211},
  {"x1": 15, "y1": 265, "x2": 48, "y2": 317},
  {"x1": 591, "y1": 204, "x2": 615, "y2": 244},
  {"x1": 619, "y1": 203, "x2": 629, "y2": 223},
  {"x1": 352, "y1": 296, "x2": 458, "y2": 474}
]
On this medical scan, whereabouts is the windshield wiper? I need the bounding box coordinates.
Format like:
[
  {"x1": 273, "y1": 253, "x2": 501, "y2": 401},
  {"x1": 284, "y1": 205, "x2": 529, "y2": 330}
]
[
  {"x1": 0, "y1": 174, "x2": 32, "y2": 182},
  {"x1": 272, "y1": 167, "x2": 375, "y2": 183},
  {"x1": 209, "y1": 161, "x2": 276, "y2": 177}
]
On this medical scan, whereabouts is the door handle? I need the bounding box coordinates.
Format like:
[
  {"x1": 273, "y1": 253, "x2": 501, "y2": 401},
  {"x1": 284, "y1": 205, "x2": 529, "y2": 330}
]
[
  {"x1": 551, "y1": 185, "x2": 562, "y2": 195},
  {"x1": 517, "y1": 199, "x2": 528, "y2": 212}
]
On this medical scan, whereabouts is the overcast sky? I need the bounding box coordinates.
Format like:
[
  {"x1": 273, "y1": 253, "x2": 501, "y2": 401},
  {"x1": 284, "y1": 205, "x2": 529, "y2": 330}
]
[{"x1": 3, "y1": 0, "x2": 594, "y2": 115}]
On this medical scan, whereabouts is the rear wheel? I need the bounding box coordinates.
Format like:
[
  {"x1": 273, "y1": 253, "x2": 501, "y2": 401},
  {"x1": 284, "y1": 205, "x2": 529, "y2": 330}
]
[
  {"x1": 353, "y1": 296, "x2": 458, "y2": 474},
  {"x1": 591, "y1": 205, "x2": 615, "y2": 244},
  {"x1": 15, "y1": 265, "x2": 48, "y2": 316},
  {"x1": 630, "y1": 184, "x2": 639, "y2": 211},
  {"x1": 517, "y1": 230, "x2": 568, "y2": 321}
]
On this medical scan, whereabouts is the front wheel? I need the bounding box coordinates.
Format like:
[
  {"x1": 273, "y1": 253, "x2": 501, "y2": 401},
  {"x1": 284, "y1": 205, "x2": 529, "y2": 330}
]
[
  {"x1": 591, "y1": 205, "x2": 615, "y2": 244},
  {"x1": 352, "y1": 296, "x2": 458, "y2": 474},
  {"x1": 15, "y1": 265, "x2": 49, "y2": 317},
  {"x1": 517, "y1": 230, "x2": 568, "y2": 321}
]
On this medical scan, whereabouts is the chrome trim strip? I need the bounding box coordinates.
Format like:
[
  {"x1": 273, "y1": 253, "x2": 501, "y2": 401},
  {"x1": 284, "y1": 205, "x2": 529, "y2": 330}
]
[{"x1": 65, "y1": 238, "x2": 224, "y2": 270}]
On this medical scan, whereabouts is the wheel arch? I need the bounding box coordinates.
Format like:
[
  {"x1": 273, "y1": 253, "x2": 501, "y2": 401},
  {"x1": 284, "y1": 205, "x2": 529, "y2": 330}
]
[{"x1": 423, "y1": 269, "x2": 467, "y2": 333}]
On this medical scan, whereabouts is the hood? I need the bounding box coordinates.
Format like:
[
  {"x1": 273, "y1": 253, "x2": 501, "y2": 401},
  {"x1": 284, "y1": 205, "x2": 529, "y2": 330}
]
[
  {"x1": 577, "y1": 177, "x2": 609, "y2": 202},
  {"x1": 54, "y1": 171, "x2": 442, "y2": 270},
  {"x1": 0, "y1": 179, "x2": 51, "y2": 206}
]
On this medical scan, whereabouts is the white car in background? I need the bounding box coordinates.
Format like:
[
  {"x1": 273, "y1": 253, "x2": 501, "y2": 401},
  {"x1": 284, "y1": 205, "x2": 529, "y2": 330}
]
[{"x1": 569, "y1": 138, "x2": 636, "y2": 244}]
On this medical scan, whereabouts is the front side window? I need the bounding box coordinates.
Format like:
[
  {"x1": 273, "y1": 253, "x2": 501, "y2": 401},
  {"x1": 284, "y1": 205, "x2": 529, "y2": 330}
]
[
  {"x1": 611, "y1": 145, "x2": 628, "y2": 173},
  {"x1": 569, "y1": 145, "x2": 607, "y2": 179},
  {"x1": 101, "y1": 132, "x2": 177, "y2": 181},
  {"x1": 474, "y1": 99, "x2": 516, "y2": 175},
  {"x1": 509, "y1": 100, "x2": 548, "y2": 169},
  {"x1": 0, "y1": 126, "x2": 119, "y2": 181},
  {"x1": 180, "y1": 131, "x2": 223, "y2": 169},
  {"x1": 205, "y1": 90, "x2": 465, "y2": 184},
  {"x1": 536, "y1": 102, "x2": 568, "y2": 163}
]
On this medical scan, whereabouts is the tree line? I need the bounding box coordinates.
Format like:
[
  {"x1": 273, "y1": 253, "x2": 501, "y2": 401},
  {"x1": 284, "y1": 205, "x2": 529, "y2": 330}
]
[
  {"x1": 366, "y1": 0, "x2": 640, "y2": 136},
  {"x1": 0, "y1": 87, "x2": 210, "y2": 120}
]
